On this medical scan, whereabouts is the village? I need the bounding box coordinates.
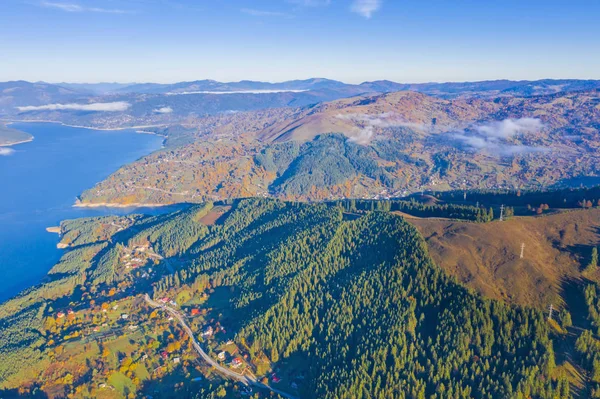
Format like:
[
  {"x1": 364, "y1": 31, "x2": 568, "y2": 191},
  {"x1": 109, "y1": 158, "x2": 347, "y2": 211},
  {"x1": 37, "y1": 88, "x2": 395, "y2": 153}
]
[{"x1": 44, "y1": 275, "x2": 302, "y2": 398}]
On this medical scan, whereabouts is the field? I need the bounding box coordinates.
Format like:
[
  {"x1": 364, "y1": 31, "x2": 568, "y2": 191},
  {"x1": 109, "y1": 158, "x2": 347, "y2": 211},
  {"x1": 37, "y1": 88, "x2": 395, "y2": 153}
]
[{"x1": 410, "y1": 208, "x2": 600, "y2": 309}]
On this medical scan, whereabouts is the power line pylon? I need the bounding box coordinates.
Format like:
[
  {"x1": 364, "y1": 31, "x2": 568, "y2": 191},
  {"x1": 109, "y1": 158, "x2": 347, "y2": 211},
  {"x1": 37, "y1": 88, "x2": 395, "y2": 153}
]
[{"x1": 520, "y1": 243, "x2": 525, "y2": 259}]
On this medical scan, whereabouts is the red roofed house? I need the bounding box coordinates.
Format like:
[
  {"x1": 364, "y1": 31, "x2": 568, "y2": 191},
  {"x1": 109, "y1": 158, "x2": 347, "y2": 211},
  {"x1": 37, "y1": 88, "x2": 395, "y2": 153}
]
[
  {"x1": 191, "y1": 308, "x2": 201, "y2": 316},
  {"x1": 232, "y1": 358, "x2": 243, "y2": 368},
  {"x1": 56, "y1": 311, "x2": 65, "y2": 318}
]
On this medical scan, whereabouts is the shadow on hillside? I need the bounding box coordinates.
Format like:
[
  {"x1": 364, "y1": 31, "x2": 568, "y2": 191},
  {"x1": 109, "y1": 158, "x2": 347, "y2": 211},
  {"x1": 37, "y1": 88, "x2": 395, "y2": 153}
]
[
  {"x1": 0, "y1": 388, "x2": 48, "y2": 398},
  {"x1": 559, "y1": 276, "x2": 591, "y2": 330}
]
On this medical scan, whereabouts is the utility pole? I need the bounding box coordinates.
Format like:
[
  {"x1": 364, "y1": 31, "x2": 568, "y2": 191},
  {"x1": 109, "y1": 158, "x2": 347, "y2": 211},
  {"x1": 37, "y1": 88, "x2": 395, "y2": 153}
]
[
  {"x1": 499, "y1": 204, "x2": 505, "y2": 221},
  {"x1": 520, "y1": 243, "x2": 525, "y2": 259},
  {"x1": 548, "y1": 304, "x2": 554, "y2": 321}
]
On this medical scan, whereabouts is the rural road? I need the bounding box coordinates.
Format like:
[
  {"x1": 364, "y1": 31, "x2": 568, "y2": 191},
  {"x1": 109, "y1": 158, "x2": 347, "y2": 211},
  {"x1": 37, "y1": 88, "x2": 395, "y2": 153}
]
[{"x1": 144, "y1": 294, "x2": 298, "y2": 399}]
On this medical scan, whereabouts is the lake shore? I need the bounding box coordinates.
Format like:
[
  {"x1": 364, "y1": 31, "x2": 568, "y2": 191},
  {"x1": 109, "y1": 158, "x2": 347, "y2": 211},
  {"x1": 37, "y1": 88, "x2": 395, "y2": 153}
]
[
  {"x1": 0, "y1": 123, "x2": 35, "y2": 147},
  {"x1": 0, "y1": 137, "x2": 34, "y2": 147},
  {"x1": 46, "y1": 226, "x2": 61, "y2": 234},
  {"x1": 74, "y1": 201, "x2": 171, "y2": 209},
  {"x1": 4, "y1": 119, "x2": 168, "y2": 134},
  {"x1": 0, "y1": 122, "x2": 168, "y2": 303}
]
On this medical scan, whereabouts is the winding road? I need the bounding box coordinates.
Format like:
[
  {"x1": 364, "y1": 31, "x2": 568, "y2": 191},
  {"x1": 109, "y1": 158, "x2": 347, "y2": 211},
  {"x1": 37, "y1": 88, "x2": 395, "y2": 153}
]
[{"x1": 144, "y1": 294, "x2": 298, "y2": 399}]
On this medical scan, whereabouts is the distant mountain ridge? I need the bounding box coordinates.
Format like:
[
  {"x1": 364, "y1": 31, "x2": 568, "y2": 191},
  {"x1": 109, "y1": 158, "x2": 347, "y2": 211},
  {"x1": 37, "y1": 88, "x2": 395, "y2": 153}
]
[
  {"x1": 15, "y1": 77, "x2": 600, "y2": 97},
  {"x1": 3, "y1": 78, "x2": 600, "y2": 129},
  {"x1": 109, "y1": 78, "x2": 600, "y2": 97},
  {"x1": 114, "y1": 78, "x2": 351, "y2": 94}
]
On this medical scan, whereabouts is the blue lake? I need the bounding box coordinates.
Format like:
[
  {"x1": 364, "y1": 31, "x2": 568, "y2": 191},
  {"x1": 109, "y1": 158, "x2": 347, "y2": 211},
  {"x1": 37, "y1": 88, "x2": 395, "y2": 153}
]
[{"x1": 0, "y1": 122, "x2": 178, "y2": 302}]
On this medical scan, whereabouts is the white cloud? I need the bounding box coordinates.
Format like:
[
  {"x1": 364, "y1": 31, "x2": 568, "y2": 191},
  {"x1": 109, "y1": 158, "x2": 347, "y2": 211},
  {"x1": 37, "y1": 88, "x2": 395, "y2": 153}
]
[
  {"x1": 351, "y1": 0, "x2": 382, "y2": 18},
  {"x1": 0, "y1": 148, "x2": 15, "y2": 156},
  {"x1": 17, "y1": 101, "x2": 131, "y2": 112},
  {"x1": 241, "y1": 8, "x2": 292, "y2": 17},
  {"x1": 154, "y1": 106, "x2": 173, "y2": 114},
  {"x1": 450, "y1": 118, "x2": 546, "y2": 156},
  {"x1": 338, "y1": 112, "x2": 425, "y2": 144},
  {"x1": 348, "y1": 125, "x2": 375, "y2": 145},
  {"x1": 40, "y1": 1, "x2": 132, "y2": 14},
  {"x1": 166, "y1": 89, "x2": 307, "y2": 95},
  {"x1": 474, "y1": 117, "x2": 542, "y2": 139}
]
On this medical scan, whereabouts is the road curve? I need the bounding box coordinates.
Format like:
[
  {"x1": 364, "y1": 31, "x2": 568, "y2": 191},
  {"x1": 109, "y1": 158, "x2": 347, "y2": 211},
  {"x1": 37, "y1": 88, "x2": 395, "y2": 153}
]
[{"x1": 144, "y1": 294, "x2": 298, "y2": 399}]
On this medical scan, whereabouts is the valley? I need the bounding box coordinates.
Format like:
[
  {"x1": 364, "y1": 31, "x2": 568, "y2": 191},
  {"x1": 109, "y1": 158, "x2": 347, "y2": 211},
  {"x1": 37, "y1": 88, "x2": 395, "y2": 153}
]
[
  {"x1": 5, "y1": 0, "x2": 600, "y2": 397},
  {"x1": 1, "y1": 79, "x2": 600, "y2": 399},
  {"x1": 0, "y1": 198, "x2": 586, "y2": 398},
  {"x1": 69, "y1": 90, "x2": 600, "y2": 206}
]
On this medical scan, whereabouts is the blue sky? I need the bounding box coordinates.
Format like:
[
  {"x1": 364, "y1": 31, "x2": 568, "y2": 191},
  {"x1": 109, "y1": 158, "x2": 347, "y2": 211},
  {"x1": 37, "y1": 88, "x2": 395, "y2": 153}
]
[{"x1": 1, "y1": 0, "x2": 599, "y2": 83}]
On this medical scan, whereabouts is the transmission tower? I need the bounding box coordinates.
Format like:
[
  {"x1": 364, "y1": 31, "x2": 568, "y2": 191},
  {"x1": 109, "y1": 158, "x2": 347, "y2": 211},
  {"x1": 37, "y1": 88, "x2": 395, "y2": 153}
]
[
  {"x1": 499, "y1": 204, "x2": 505, "y2": 221},
  {"x1": 520, "y1": 243, "x2": 525, "y2": 259}
]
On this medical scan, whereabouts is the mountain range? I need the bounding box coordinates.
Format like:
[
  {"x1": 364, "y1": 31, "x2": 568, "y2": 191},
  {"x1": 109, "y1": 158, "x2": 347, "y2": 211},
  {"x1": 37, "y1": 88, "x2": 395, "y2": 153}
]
[{"x1": 3, "y1": 78, "x2": 600, "y2": 121}]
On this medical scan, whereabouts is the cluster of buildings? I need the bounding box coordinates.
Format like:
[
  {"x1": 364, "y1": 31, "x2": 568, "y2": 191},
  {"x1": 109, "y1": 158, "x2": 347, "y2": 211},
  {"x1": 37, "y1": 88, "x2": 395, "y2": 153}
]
[{"x1": 56, "y1": 309, "x2": 75, "y2": 318}]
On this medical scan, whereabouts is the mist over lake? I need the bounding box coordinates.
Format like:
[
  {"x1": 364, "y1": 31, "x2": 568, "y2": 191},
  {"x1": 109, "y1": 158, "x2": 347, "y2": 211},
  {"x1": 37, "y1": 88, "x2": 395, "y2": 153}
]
[{"x1": 0, "y1": 122, "x2": 174, "y2": 302}]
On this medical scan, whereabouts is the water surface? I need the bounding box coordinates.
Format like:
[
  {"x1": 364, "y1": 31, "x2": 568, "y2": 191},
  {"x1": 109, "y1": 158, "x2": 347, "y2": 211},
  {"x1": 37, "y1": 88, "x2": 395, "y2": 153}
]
[{"x1": 0, "y1": 122, "x2": 176, "y2": 302}]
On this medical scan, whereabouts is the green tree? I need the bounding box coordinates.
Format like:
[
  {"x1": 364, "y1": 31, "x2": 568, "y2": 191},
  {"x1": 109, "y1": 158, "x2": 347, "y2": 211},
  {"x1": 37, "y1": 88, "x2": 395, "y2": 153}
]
[{"x1": 587, "y1": 247, "x2": 599, "y2": 273}]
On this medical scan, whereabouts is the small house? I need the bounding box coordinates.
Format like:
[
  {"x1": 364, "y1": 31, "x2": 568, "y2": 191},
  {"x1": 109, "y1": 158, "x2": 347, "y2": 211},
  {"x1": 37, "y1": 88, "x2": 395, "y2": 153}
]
[
  {"x1": 190, "y1": 308, "x2": 201, "y2": 316},
  {"x1": 231, "y1": 358, "x2": 243, "y2": 368},
  {"x1": 218, "y1": 352, "x2": 226, "y2": 360},
  {"x1": 121, "y1": 314, "x2": 129, "y2": 320}
]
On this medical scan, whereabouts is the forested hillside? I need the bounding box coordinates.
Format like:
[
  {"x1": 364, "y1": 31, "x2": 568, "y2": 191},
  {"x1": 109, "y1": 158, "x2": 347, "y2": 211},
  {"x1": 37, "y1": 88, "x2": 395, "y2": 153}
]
[
  {"x1": 77, "y1": 89, "x2": 600, "y2": 206},
  {"x1": 0, "y1": 199, "x2": 590, "y2": 398}
]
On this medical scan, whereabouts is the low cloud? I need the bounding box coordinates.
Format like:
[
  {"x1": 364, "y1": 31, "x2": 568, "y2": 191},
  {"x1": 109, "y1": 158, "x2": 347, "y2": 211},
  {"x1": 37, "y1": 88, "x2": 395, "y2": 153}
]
[
  {"x1": 0, "y1": 148, "x2": 15, "y2": 156},
  {"x1": 17, "y1": 101, "x2": 131, "y2": 112},
  {"x1": 40, "y1": 1, "x2": 132, "y2": 14},
  {"x1": 154, "y1": 106, "x2": 173, "y2": 114},
  {"x1": 351, "y1": 0, "x2": 382, "y2": 18},
  {"x1": 450, "y1": 118, "x2": 546, "y2": 156},
  {"x1": 166, "y1": 89, "x2": 307, "y2": 95},
  {"x1": 474, "y1": 117, "x2": 542, "y2": 139},
  {"x1": 337, "y1": 112, "x2": 425, "y2": 144}
]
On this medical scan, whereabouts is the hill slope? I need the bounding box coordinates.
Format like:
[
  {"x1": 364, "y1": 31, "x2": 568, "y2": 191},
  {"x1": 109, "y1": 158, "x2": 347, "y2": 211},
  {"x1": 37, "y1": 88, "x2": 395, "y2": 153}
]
[
  {"x1": 0, "y1": 199, "x2": 571, "y2": 398},
  {"x1": 410, "y1": 209, "x2": 600, "y2": 309},
  {"x1": 78, "y1": 90, "x2": 600, "y2": 205}
]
